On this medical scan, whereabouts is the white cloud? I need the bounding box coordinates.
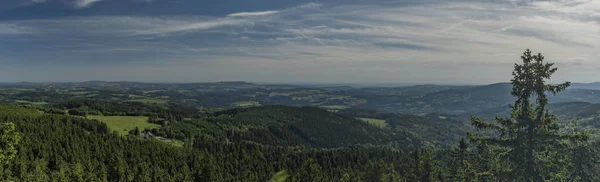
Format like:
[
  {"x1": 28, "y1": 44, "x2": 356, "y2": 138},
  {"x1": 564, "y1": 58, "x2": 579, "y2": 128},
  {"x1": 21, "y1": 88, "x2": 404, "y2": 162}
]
[
  {"x1": 531, "y1": 0, "x2": 600, "y2": 17},
  {"x1": 228, "y1": 10, "x2": 279, "y2": 17},
  {"x1": 2, "y1": 16, "x2": 249, "y2": 36},
  {"x1": 220, "y1": 0, "x2": 600, "y2": 82},
  {"x1": 3, "y1": 0, "x2": 600, "y2": 83},
  {"x1": 130, "y1": 18, "x2": 247, "y2": 35},
  {"x1": 297, "y1": 2, "x2": 322, "y2": 9},
  {"x1": 9, "y1": 0, "x2": 48, "y2": 9},
  {"x1": 74, "y1": 0, "x2": 102, "y2": 9},
  {"x1": 0, "y1": 24, "x2": 30, "y2": 35}
]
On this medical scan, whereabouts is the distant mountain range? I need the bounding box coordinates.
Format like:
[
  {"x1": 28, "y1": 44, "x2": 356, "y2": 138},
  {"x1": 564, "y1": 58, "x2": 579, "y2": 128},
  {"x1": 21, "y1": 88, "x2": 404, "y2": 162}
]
[
  {"x1": 2, "y1": 80, "x2": 600, "y2": 89},
  {"x1": 3, "y1": 81, "x2": 600, "y2": 116},
  {"x1": 3, "y1": 80, "x2": 600, "y2": 148},
  {"x1": 569, "y1": 82, "x2": 600, "y2": 90}
]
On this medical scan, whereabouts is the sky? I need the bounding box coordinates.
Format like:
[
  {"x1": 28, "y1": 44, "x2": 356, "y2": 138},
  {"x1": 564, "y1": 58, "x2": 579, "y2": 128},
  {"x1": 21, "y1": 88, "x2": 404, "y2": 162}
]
[{"x1": 0, "y1": 0, "x2": 599, "y2": 84}]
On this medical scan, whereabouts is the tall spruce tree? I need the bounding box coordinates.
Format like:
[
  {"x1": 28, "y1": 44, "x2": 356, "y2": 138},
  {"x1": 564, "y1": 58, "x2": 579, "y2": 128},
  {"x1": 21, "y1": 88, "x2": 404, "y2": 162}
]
[
  {"x1": 0, "y1": 122, "x2": 20, "y2": 164},
  {"x1": 451, "y1": 138, "x2": 475, "y2": 182},
  {"x1": 568, "y1": 128, "x2": 597, "y2": 181},
  {"x1": 468, "y1": 49, "x2": 580, "y2": 181}
]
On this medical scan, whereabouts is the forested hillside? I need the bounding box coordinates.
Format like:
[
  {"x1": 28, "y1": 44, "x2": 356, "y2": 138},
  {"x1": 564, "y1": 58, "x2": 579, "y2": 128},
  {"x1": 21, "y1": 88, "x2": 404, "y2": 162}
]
[
  {"x1": 147, "y1": 105, "x2": 392, "y2": 148},
  {"x1": 0, "y1": 104, "x2": 504, "y2": 181},
  {"x1": 0, "y1": 50, "x2": 599, "y2": 181},
  {"x1": 0, "y1": 105, "x2": 408, "y2": 181},
  {"x1": 337, "y1": 108, "x2": 470, "y2": 148},
  {"x1": 3, "y1": 103, "x2": 599, "y2": 181}
]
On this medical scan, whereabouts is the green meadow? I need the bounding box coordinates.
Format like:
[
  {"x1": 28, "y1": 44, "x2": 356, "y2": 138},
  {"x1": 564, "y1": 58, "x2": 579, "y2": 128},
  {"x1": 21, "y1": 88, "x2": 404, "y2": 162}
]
[
  {"x1": 320, "y1": 105, "x2": 350, "y2": 109},
  {"x1": 87, "y1": 115, "x2": 160, "y2": 136},
  {"x1": 357, "y1": 117, "x2": 388, "y2": 128},
  {"x1": 15, "y1": 100, "x2": 48, "y2": 106},
  {"x1": 126, "y1": 98, "x2": 169, "y2": 104},
  {"x1": 233, "y1": 101, "x2": 261, "y2": 107}
]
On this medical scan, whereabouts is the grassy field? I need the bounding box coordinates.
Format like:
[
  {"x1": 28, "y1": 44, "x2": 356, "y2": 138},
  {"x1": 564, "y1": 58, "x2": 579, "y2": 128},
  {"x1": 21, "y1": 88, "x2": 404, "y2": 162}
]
[
  {"x1": 126, "y1": 98, "x2": 169, "y2": 104},
  {"x1": 320, "y1": 105, "x2": 350, "y2": 109},
  {"x1": 357, "y1": 117, "x2": 388, "y2": 128},
  {"x1": 156, "y1": 137, "x2": 184, "y2": 147},
  {"x1": 233, "y1": 101, "x2": 261, "y2": 107},
  {"x1": 1, "y1": 88, "x2": 35, "y2": 91},
  {"x1": 68, "y1": 91, "x2": 91, "y2": 95},
  {"x1": 142, "y1": 90, "x2": 163, "y2": 94},
  {"x1": 15, "y1": 100, "x2": 48, "y2": 106},
  {"x1": 87, "y1": 116, "x2": 160, "y2": 136},
  {"x1": 269, "y1": 92, "x2": 294, "y2": 96},
  {"x1": 127, "y1": 94, "x2": 146, "y2": 99}
]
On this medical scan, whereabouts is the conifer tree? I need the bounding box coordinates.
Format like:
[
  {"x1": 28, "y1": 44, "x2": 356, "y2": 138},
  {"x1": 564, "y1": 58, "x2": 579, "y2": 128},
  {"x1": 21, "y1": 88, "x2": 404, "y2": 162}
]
[
  {"x1": 0, "y1": 122, "x2": 20, "y2": 164},
  {"x1": 468, "y1": 49, "x2": 581, "y2": 181},
  {"x1": 451, "y1": 138, "x2": 475, "y2": 182},
  {"x1": 568, "y1": 129, "x2": 597, "y2": 181},
  {"x1": 295, "y1": 158, "x2": 326, "y2": 182}
]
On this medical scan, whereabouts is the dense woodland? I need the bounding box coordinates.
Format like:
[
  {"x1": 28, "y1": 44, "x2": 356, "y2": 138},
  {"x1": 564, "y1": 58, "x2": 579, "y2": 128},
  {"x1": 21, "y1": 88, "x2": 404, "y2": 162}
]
[
  {"x1": 4, "y1": 104, "x2": 598, "y2": 181},
  {"x1": 0, "y1": 50, "x2": 600, "y2": 181},
  {"x1": 0, "y1": 105, "x2": 499, "y2": 181}
]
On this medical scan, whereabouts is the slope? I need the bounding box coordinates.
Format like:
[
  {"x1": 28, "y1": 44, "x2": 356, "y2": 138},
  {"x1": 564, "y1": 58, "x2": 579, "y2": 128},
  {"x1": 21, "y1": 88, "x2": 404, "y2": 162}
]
[
  {"x1": 148, "y1": 105, "x2": 392, "y2": 148},
  {"x1": 337, "y1": 108, "x2": 470, "y2": 148}
]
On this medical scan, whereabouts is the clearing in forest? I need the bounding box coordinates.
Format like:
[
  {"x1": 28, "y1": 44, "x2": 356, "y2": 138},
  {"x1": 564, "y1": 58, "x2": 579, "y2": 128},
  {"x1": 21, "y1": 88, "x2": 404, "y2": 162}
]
[
  {"x1": 320, "y1": 105, "x2": 350, "y2": 109},
  {"x1": 87, "y1": 115, "x2": 160, "y2": 136},
  {"x1": 357, "y1": 117, "x2": 388, "y2": 128},
  {"x1": 233, "y1": 101, "x2": 261, "y2": 107}
]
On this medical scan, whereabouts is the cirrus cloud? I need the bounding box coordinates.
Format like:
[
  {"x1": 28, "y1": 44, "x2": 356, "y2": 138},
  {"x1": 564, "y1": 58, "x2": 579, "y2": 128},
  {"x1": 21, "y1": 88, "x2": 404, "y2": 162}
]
[
  {"x1": 228, "y1": 10, "x2": 279, "y2": 17},
  {"x1": 0, "y1": 0, "x2": 598, "y2": 83},
  {"x1": 74, "y1": 0, "x2": 102, "y2": 9}
]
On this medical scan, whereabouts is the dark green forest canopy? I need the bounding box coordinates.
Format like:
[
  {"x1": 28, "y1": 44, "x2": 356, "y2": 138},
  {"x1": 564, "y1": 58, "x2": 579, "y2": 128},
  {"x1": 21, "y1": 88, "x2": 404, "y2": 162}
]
[
  {"x1": 0, "y1": 104, "x2": 435, "y2": 181},
  {"x1": 2, "y1": 102, "x2": 599, "y2": 181},
  {"x1": 1, "y1": 50, "x2": 600, "y2": 181}
]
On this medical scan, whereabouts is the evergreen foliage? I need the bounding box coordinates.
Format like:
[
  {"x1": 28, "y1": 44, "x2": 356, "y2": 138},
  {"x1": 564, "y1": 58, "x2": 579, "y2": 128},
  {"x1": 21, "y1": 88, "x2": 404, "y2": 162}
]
[
  {"x1": 468, "y1": 49, "x2": 587, "y2": 181},
  {"x1": 0, "y1": 122, "x2": 19, "y2": 164},
  {"x1": 0, "y1": 49, "x2": 597, "y2": 181}
]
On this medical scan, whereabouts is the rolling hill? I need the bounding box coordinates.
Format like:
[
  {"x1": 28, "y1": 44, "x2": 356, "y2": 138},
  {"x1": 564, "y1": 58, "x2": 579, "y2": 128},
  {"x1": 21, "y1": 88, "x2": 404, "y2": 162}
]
[
  {"x1": 337, "y1": 108, "x2": 470, "y2": 148},
  {"x1": 147, "y1": 105, "x2": 395, "y2": 148}
]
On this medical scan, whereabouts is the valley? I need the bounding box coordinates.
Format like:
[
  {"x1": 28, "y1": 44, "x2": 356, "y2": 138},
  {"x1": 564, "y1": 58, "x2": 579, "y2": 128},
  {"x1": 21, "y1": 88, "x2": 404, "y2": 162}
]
[
  {"x1": 1, "y1": 74, "x2": 600, "y2": 181},
  {"x1": 3, "y1": 81, "x2": 600, "y2": 148}
]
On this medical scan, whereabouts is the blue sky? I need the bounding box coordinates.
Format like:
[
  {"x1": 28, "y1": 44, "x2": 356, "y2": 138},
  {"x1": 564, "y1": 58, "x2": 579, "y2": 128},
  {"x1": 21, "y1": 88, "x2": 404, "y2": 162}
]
[{"x1": 0, "y1": 0, "x2": 599, "y2": 83}]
